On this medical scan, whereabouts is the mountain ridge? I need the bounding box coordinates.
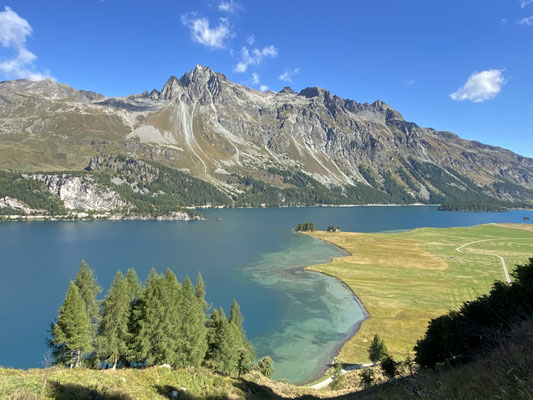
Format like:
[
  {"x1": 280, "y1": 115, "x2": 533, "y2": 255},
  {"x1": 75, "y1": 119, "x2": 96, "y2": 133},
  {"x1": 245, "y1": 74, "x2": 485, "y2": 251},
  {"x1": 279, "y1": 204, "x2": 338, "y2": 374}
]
[{"x1": 0, "y1": 65, "x2": 532, "y2": 211}]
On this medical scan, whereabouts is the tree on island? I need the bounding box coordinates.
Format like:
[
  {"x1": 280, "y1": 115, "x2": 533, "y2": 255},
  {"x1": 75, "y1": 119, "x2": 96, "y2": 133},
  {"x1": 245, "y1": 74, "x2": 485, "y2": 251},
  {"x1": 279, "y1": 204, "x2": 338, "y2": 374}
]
[
  {"x1": 296, "y1": 222, "x2": 316, "y2": 232},
  {"x1": 51, "y1": 282, "x2": 92, "y2": 368},
  {"x1": 368, "y1": 334, "x2": 389, "y2": 363}
]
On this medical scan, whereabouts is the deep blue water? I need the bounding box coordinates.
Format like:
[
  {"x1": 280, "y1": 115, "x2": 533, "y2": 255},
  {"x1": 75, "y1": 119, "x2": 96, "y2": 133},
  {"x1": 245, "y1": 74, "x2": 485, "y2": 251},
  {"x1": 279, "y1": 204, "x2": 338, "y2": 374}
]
[{"x1": 0, "y1": 206, "x2": 532, "y2": 383}]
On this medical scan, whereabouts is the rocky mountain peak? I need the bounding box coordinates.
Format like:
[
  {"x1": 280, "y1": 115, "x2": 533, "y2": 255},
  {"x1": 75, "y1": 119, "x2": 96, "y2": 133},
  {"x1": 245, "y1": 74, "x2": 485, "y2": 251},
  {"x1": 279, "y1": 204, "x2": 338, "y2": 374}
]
[{"x1": 278, "y1": 86, "x2": 296, "y2": 95}]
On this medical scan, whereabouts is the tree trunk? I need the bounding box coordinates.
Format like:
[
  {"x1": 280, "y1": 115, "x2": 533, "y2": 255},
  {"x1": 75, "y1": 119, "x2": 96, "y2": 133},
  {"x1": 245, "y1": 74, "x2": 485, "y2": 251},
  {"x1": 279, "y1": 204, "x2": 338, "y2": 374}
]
[
  {"x1": 112, "y1": 357, "x2": 118, "y2": 370},
  {"x1": 75, "y1": 350, "x2": 81, "y2": 368}
]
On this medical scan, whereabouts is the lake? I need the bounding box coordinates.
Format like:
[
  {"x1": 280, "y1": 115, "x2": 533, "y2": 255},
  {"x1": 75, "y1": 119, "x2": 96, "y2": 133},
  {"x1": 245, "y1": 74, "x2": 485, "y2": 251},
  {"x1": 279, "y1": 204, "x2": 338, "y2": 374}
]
[{"x1": 1, "y1": 206, "x2": 532, "y2": 383}]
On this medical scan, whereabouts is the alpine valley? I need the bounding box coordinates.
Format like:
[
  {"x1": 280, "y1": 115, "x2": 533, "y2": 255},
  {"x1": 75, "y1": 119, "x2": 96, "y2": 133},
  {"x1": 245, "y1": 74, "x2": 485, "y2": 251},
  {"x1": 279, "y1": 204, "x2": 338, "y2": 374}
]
[{"x1": 1, "y1": 65, "x2": 532, "y2": 218}]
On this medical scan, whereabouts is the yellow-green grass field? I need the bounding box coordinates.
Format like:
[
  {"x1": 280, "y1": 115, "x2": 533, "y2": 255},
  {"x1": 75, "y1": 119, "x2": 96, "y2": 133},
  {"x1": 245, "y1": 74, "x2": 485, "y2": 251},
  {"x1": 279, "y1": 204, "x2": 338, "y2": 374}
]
[{"x1": 305, "y1": 223, "x2": 533, "y2": 363}]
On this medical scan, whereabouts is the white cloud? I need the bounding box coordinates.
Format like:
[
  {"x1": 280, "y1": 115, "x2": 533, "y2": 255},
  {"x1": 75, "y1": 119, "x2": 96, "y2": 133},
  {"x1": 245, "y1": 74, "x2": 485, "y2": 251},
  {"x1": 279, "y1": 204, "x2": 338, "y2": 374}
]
[
  {"x1": 450, "y1": 69, "x2": 506, "y2": 103},
  {"x1": 278, "y1": 67, "x2": 300, "y2": 83},
  {"x1": 251, "y1": 72, "x2": 260, "y2": 85},
  {"x1": 0, "y1": 6, "x2": 51, "y2": 81},
  {"x1": 218, "y1": 0, "x2": 242, "y2": 13},
  {"x1": 259, "y1": 85, "x2": 269, "y2": 91},
  {"x1": 517, "y1": 15, "x2": 533, "y2": 25},
  {"x1": 246, "y1": 35, "x2": 255, "y2": 45},
  {"x1": 405, "y1": 79, "x2": 416, "y2": 86},
  {"x1": 181, "y1": 13, "x2": 232, "y2": 49},
  {"x1": 521, "y1": 0, "x2": 533, "y2": 8},
  {"x1": 233, "y1": 45, "x2": 278, "y2": 73}
]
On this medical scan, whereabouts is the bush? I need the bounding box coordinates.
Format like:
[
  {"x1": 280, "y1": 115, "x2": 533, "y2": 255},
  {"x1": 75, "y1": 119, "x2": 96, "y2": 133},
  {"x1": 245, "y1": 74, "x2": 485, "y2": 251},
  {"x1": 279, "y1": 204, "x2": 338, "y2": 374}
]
[{"x1": 257, "y1": 356, "x2": 274, "y2": 378}]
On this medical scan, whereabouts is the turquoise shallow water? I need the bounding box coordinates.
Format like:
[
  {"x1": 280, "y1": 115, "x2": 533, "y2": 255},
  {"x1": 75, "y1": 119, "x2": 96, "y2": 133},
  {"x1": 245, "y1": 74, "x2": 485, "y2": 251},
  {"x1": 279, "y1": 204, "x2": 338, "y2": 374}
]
[{"x1": 0, "y1": 206, "x2": 532, "y2": 383}]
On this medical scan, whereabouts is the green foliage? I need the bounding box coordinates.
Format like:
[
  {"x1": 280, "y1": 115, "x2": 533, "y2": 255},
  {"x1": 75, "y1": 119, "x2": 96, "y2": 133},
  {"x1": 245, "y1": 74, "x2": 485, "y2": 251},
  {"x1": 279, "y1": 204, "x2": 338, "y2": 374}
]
[
  {"x1": 176, "y1": 276, "x2": 208, "y2": 368},
  {"x1": 257, "y1": 356, "x2": 275, "y2": 378},
  {"x1": 48, "y1": 261, "x2": 265, "y2": 374},
  {"x1": 380, "y1": 171, "x2": 414, "y2": 203},
  {"x1": 51, "y1": 282, "x2": 92, "y2": 367},
  {"x1": 359, "y1": 368, "x2": 375, "y2": 388},
  {"x1": 74, "y1": 261, "x2": 102, "y2": 326},
  {"x1": 380, "y1": 355, "x2": 397, "y2": 379},
  {"x1": 0, "y1": 170, "x2": 66, "y2": 215},
  {"x1": 368, "y1": 334, "x2": 388, "y2": 363},
  {"x1": 329, "y1": 361, "x2": 345, "y2": 390},
  {"x1": 295, "y1": 221, "x2": 316, "y2": 232},
  {"x1": 95, "y1": 156, "x2": 231, "y2": 215},
  {"x1": 415, "y1": 258, "x2": 533, "y2": 368},
  {"x1": 358, "y1": 166, "x2": 378, "y2": 187},
  {"x1": 97, "y1": 271, "x2": 130, "y2": 368},
  {"x1": 327, "y1": 225, "x2": 340, "y2": 232}
]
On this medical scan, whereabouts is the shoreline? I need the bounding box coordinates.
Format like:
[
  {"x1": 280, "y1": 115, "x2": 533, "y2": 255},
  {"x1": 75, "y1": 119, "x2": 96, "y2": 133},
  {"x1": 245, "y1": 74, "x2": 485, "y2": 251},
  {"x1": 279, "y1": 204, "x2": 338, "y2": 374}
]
[{"x1": 300, "y1": 232, "x2": 371, "y2": 386}]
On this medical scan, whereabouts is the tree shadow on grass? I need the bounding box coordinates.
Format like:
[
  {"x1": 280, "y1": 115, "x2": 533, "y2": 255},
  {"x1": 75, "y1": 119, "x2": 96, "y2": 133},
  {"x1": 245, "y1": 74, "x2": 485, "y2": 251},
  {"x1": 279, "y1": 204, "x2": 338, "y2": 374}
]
[{"x1": 48, "y1": 381, "x2": 132, "y2": 400}]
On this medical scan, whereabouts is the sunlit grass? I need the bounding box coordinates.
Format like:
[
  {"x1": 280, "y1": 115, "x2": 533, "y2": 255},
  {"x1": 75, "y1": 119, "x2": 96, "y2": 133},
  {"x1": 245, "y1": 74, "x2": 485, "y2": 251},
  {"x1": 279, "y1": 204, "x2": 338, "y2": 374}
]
[{"x1": 306, "y1": 223, "x2": 533, "y2": 363}]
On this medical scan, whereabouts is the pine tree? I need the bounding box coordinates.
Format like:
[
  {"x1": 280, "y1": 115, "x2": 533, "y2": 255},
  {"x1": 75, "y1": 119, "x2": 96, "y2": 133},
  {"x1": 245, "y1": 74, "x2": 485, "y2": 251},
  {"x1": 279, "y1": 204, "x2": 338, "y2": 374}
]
[
  {"x1": 74, "y1": 261, "x2": 102, "y2": 324},
  {"x1": 368, "y1": 334, "x2": 388, "y2": 363},
  {"x1": 51, "y1": 282, "x2": 92, "y2": 368},
  {"x1": 177, "y1": 276, "x2": 207, "y2": 367},
  {"x1": 97, "y1": 271, "x2": 130, "y2": 369}
]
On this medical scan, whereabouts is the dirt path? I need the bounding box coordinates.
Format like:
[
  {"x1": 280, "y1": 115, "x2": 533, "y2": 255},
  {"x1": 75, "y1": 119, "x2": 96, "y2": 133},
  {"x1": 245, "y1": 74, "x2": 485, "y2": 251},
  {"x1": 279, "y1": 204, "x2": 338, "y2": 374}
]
[
  {"x1": 309, "y1": 363, "x2": 373, "y2": 390},
  {"x1": 455, "y1": 239, "x2": 512, "y2": 284}
]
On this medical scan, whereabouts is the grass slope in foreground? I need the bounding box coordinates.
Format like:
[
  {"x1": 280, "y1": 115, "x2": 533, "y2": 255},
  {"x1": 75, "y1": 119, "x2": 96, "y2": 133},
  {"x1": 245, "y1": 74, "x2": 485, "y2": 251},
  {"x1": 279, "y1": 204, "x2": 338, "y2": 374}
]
[{"x1": 306, "y1": 223, "x2": 533, "y2": 363}]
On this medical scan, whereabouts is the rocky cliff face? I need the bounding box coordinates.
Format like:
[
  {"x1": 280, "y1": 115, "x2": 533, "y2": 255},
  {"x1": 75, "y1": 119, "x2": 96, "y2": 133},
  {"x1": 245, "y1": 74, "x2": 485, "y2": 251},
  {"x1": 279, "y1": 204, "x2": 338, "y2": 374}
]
[
  {"x1": 1, "y1": 65, "x2": 532, "y2": 205},
  {"x1": 23, "y1": 174, "x2": 127, "y2": 211}
]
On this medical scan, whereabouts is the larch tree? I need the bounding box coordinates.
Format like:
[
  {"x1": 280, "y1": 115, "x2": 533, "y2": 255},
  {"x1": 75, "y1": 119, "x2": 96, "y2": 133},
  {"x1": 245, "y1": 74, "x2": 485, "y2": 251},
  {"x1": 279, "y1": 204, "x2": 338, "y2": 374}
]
[
  {"x1": 51, "y1": 282, "x2": 92, "y2": 368},
  {"x1": 97, "y1": 271, "x2": 130, "y2": 369},
  {"x1": 177, "y1": 276, "x2": 207, "y2": 367},
  {"x1": 368, "y1": 334, "x2": 388, "y2": 363},
  {"x1": 229, "y1": 299, "x2": 255, "y2": 376},
  {"x1": 74, "y1": 261, "x2": 102, "y2": 332},
  {"x1": 125, "y1": 268, "x2": 142, "y2": 301},
  {"x1": 130, "y1": 269, "x2": 168, "y2": 366},
  {"x1": 163, "y1": 268, "x2": 182, "y2": 366}
]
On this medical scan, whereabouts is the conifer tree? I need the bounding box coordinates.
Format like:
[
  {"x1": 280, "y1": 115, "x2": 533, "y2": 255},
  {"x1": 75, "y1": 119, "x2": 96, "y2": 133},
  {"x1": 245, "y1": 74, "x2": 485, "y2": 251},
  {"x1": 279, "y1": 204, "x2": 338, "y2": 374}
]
[
  {"x1": 97, "y1": 271, "x2": 130, "y2": 369},
  {"x1": 163, "y1": 268, "x2": 182, "y2": 366},
  {"x1": 206, "y1": 308, "x2": 240, "y2": 375},
  {"x1": 130, "y1": 269, "x2": 168, "y2": 365},
  {"x1": 74, "y1": 261, "x2": 102, "y2": 325},
  {"x1": 51, "y1": 282, "x2": 92, "y2": 368},
  {"x1": 229, "y1": 299, "x2": 255, "y2": 375},
  {"x1": 177, "y1": 276, "x2": 207, "y2": 367},
  {"x1": 195, "y1": 272, "x2": 210, "y2": 312},
  {"x1": 368, "y1": 334, "x2": 388, "y2": 363},
  {"x1": 125, "y1": 268, "x2": 142, "y2": 301}
]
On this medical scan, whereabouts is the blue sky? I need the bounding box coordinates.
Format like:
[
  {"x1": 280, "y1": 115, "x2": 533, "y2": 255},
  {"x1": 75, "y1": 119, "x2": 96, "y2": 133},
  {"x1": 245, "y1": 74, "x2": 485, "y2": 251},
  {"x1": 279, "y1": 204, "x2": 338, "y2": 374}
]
[{"x1": 1, "y1": 0, "x2": 532, "y2": 157}]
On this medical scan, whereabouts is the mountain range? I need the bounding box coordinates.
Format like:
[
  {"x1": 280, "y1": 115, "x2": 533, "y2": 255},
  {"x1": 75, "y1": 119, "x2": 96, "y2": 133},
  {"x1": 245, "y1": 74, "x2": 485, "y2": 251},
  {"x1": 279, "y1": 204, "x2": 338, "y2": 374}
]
[{"x1": 0, "y1": 65, "x2": 532, "y2": 214}]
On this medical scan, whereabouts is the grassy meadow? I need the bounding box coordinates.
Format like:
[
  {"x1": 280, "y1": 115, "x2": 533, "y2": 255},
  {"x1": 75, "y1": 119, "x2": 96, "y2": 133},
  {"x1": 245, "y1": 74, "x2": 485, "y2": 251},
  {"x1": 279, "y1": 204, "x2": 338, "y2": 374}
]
[{"x1": 306, "y1": 223, "x2": 533, "y2": 363}]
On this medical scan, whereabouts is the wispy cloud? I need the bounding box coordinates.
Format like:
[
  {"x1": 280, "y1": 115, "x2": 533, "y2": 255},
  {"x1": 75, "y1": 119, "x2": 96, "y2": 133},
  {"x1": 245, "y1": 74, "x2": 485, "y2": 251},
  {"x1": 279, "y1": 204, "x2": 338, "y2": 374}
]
[
  {"x1": 278, "y1": 67, "x2": 300, "y2": 83},
  {"x1": 246, "y1": 35, "x2": 255, "y2": 45},
  {"x1": 259, "y1": 85, "x2": 269, "y2": 91},
  {"x1": 181, "y1": 13, "x2": 232, "y2": 49},
  {"x1": 218, "y1": 0, "x2": 242, "y2": 14},
  {"x1": 405, "y1": 79, "x2": 416, "y2": 86},
  {"x1": 251, "y1": 72, "x2": 260, "y2": 85},
  {"x1": 450, "y1": 69, "x2": 506, "y2": 103},
  {"x1": 0, "y1": 6, "x2": 51, "y2": 81},
  {"x1": 233, "y1": 45, "x2": 278, "y2": 73},
  {"x1": 517, "y1": 15, "x2": 533, "y2": 25},
  {"x1": 521, "y1": 0, "x2": 533, "y2": 9}
]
